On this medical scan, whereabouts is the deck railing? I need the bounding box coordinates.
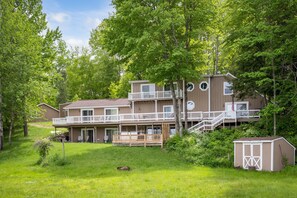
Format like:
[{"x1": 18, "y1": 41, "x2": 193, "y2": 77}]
[
  {"x1": 128, "y1": 90, "x2": 182, "y2": 100},
  {"x1": 113, "y1": 133, "x2": 163, "y2": 147},
  {"x1": 53, "y1": 110, "x2": 260, "y2": 126}
]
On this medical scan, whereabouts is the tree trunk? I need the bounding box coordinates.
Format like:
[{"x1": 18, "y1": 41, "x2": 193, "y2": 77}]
[
  {"x1": 0, "y1": 80, "x2": 3, "y2": 150},
  {"x1": 170, "y1": 82, "x2": 180, "y2": 136},
  {"x1": 184, "y1": 80, "x2": 188, "y2": 130},
  {"x1": 23, "y1": 115, "x2": 28, "y2": 137},
  {"x1": 9, "y1": 112, "x2": 14, "y2": 145},
  {"x1": 177, "y1": 81, "x2": 183, "y2": 136},
  {"x1": 214, "y1": 35, "x2": 220, "y2": 74}
]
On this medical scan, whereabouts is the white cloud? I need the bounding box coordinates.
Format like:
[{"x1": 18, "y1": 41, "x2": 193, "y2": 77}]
[
  {"x1": 49, "y1": 12, "x2": 71, "y2": 23},
  {"x1": 85, "y1": 17, "x2": 102, "y2": 29},
  {"x1": 65, "y1": 38, "x2": 87, "y2": 49}
]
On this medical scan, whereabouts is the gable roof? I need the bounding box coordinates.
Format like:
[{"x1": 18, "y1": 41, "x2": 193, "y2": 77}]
[
  {"x1": 64, "y1": 99, "x2": 130, "y2": 109},
  {"x1": 38, "y1": 103, "x2": 59, "y2": 112},
  {"x1": 233, "y1": 136, "x2": 296, "y2": 149}
]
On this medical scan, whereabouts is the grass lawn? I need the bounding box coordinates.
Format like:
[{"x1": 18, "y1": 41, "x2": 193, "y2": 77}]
[{"x1": 0, "y1": 123, "x2": 296, "y2": 197}]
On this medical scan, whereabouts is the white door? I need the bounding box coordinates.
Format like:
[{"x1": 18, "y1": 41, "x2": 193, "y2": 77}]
[
  {"x1": 163, "y1": 105, "x2": 173, "y2": 119},
  {"x1": 243, "y1": 143, "x2": 262, "y2": 170},
  {"x1": 225, "y1": 102, "x2": 248, "y2": 118},
  {"x1": 141, "y1": 84, "x2": 155, "y2": 98},
  {"x1": 225, "y1": 103, "x2": 236, "y2": 118}
]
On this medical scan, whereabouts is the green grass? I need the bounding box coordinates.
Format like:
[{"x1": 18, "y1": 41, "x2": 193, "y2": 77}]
[{"x1": 0, "y1": 123, "x2": 296, "y2": 197}]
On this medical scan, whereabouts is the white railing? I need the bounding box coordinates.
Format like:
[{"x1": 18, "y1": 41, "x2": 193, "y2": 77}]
[
  {"x1": 53, "y1": 110, "x2": 260, "y2": 126},
  {"x1": 128, "y1": 90, "x2": 183, "y2": 100}
]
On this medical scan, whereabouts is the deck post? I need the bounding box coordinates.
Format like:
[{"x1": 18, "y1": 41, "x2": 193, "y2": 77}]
[
  {"x1": 144, "y1": 134, "x2": 146, "y2": 148},
  {"x1": 70, "y1": 127, "x2": 73, "y2": 142},
  {"x1": 129, "y1": 132, "x2": 131, "y2": 147}
]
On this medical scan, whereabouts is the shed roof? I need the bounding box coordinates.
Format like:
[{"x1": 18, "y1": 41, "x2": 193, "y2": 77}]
[
  {"x1": 38, "y1": 103, "x2": 59, "y2": 112},
  {"x1": 233, "y1": 136, "x2": 296, "y2": 149},
  {"x1": 64, "y1": 99, "x2": 130, "y2": 109}
]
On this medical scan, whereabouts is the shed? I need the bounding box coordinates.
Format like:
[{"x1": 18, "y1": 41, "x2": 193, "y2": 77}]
[
  {"x1": 233, "y1": 136, "x2": 295, "y2": 171},
  {"x1": 36, "y1": 103, "x2": 60, "y2": 121}
]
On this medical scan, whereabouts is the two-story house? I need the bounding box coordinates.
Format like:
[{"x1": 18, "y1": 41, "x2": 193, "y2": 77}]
[{"x1": 53, "y1": 73, "x2": 264, "y2": 146}]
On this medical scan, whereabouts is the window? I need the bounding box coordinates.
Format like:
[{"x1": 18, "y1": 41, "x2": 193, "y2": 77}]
[
  {"x1": 199, "y1": 81, "x2": 208, "y2": 91},
  {"x1": 141, "y1": 84, "x2": 155, "y2": 98},
  {"x1": 105, "y1": 108, "x2": 118, "y2": 121},
  {"x1": 187, "y1": 101, "x2": 195, "y2": 111},
  {"x1": 186, "y1": 82, "x2": 195, "y2": 92},
  {"x1": 81, "y1": 109, "x2": 93, "y2": 122},
  {"x1": 163, "y1": 105, "x2": 173, "y2": 118},
  {"x1": 224, "y1": 82, "x2": 233, "y2": 95}
]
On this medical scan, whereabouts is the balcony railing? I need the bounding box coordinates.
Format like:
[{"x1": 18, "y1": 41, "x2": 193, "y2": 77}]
[
  {"x1": 128, "y1": 91, "x2": 183, "y2": 100},
  {"x1": 52, "y1": 110, "x2": 260, "y2": 126}
]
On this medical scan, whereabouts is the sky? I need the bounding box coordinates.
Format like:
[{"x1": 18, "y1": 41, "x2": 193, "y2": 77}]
[{"x1": 42, "y1": 0, "x2": 113, "y2": 48}]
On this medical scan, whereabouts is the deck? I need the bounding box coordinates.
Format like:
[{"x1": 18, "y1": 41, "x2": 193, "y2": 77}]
[{"x1": 112, "y1": 133, "x2": 163, "y2": 147}]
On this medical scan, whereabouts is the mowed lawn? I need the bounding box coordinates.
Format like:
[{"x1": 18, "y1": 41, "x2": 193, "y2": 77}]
[{"x1": 0, "y1": 123, "x2": 296, "y2": 198}]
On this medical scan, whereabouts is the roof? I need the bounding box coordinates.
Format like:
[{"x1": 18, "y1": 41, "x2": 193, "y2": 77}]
[
  {"x1": 234, "y1": 136, "x2": 281, "y2": 141},
  {"x1": 233, "y1": 136, "x2": 296, "y2": 149},
  {"x1": 129, "y1": 73, "x2": 236, "y2": 84},
  {"x1": 38, "y1": 103, "x2": 59, "y2": 112},
  {"x1": 64, "y1": 99, "x2": 130, "y2": 109}
]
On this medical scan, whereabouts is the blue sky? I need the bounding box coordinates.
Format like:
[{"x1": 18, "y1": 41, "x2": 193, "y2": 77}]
[{"x1": 42, "y1": 0, "x2": 113, "y2": 48}]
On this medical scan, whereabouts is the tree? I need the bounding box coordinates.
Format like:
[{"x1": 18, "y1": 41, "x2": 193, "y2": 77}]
[
  {"x1": 226, "y1": 0, "x2": 297, "y2": 135},
  {"x1": 98, "y1": 0, "x2": 212, "y2": 135}
]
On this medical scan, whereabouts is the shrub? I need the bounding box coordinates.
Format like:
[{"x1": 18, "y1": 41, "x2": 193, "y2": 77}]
[
  {"x1": 49, "y1": 153, "x2": 70, "y2": 166},
  {"x1": 34, "y1": 138, "x2": 53, "y2": 165},
  {"x1": 165, "y1": 125, "x2": 268, "y2": 168}
]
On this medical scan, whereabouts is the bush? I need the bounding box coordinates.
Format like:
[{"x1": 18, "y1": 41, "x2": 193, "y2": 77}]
[
  {"x1": 165, "y1": 125, "x2": 268, "y2": 167},
  {"x1": 49, "y1": 153, "x2": 70, "y2": 166},
  {"x1": 34, "y1": 138, "x2": 53, "y2": 166}
]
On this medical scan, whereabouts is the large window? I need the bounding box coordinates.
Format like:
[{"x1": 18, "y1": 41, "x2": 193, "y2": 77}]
[
  {"x1": 141, "y1": 84, "x2": 155, "y2": 98},
  {"x1": 105, "y1": 108, "x2": 118, "y2": 121},
  {"x1": 163, "y1": 105, "x2": 173, "y2": 118},
  {"x1": 81, "y1": 109, "x2": 93, "y2": 122},
  {"x1": 224, "y1": 82, "x2": 233, "y2": 95},
  {"x1": 199, "y1": 81, "x2": 208, "y2": 91}
]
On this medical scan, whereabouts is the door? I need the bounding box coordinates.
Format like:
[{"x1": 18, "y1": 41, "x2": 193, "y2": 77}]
[
  {"x1": 243, "y1": 143, "x2": 262, "y2": 170},
  {"x1": 141, "y1": 84, "x2": 155, "y2": 98},
  {"x1": 105, "y1": 128, "x2": 117, "y2": 143},
  {"x1": 105, "y1": 108, "x2": 118, "y2": 121},
  {"x1": 163, "y1": 105, "x2": 173, "y2": 119},
  {"x1": 225, "y1": 102, "x2": 248, "y2": 118},
  {"x1": 81, "y1": 109, "x2": 93, "y2": 122},
  {"x1": 81, "y1": 129, "x2": 94, "y2": 142}
]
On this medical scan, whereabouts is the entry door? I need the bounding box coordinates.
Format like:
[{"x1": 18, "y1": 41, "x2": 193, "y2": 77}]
[
  {"x1": 105, "y1": 128, "x2": 117, "y2": 143},
  {"x1": 243, "y1": 144, "x2": 262, "y2": 170},
  {"x1": 225, "y1": 102, "x2": 248, "y2": 118},
  {"x1": 81, "y1": 129, "x2": 94, "y2": 142}
]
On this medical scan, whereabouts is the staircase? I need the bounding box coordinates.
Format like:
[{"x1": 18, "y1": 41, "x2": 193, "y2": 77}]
[{"x1": 188, "y1": 112, "x2": 225, "y2": 133}]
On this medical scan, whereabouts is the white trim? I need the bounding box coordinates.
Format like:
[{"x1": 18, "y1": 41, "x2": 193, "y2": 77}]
[
  {"x1": 224, "y1": 82, "x2": 233, "y2": 95},
  {"x1": 234, "y1": 143, "x2": 236, "y2": 167},
  {"x1": 129, "y1": 80, "x2": 149, "y2": 84},
  {"x1": 234, "y1": 137, "x2": 296, "y2": 149},
  {"x1": 208, "y1": 77, "x2": 211, "y2": 112},
  {"x1": 226, "y1": 72, "x2": 237, "y2": 79},
  {"x1": 273, "y1": 137, "x2": 296, "y2": 149},
  {"x1": 80, "y1": 109, "x2": 94, "y2": 116},
  {"x1": 242, "y1": 143, "x2": 245, "y2": 169},
  {"x1": 187, "y1": 101, "x2": 195, "y2": 111},
  {"x1": 64, "y1": 105, "x2": 130, "y2": 110},
  {"x1": 80, "y1": 128, "x2": 94, "y2": 142},
  {"x1": 141, "y1": 83, "x2": 155, "y2": 92},
  {"x1": 271, "y1": 141, "x2": 274, "y2": 171},
  {"x1": 105, "y1": 128, "x2": 117, "y2": 142},
  {"x1": 242, "y1": 143, "x2": 262, "y2": 170},
  {"x1": 187, "y1": 82, "x2": 195, "y2": 92},
  {"x1": 199, "y1": 81, "x2": 208, "y2": 91},
  {"x1": 104, "y1": 108, "x2": 119, "y2": 116}
]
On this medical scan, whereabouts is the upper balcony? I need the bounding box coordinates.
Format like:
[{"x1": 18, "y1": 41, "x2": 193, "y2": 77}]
[
  {"x1": 128, "y1": 91, "x2": 183, "y2": 101},
  {"x1": 52, "y1": 110, "x2": 260, "y2": 126}
]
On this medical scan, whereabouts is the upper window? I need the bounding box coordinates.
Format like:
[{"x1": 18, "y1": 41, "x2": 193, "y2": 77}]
[
  {"x1": 187, "y1": 101, "x2": 195, "y2": 111},
  {"x1": 186, "y1": 82, "x2": 195, "y2": 92},
  {"x1": 81, "y1": 109, "x2": 93, "y2": 117},
  {"x1": 199, "y1": 81, "x2": 209, "y2": 91},
  {"x1": 224, "y1": 82, "x2": 233, "y2": 95},
  {"x1": 141, "y1": 84, "x2": 155, "y2": 98}
]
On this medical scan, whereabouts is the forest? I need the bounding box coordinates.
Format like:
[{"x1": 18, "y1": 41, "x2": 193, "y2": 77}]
[{"x1": 0, "y1": 0, "x2": 297, "y2": 150}]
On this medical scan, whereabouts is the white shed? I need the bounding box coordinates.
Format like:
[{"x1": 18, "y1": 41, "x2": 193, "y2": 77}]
[{"x1": 233, "y1": 136, "x2": 295, "y2": 171}]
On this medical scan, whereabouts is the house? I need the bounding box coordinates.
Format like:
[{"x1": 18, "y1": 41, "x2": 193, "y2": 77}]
[
  {"x1": 233, "y1": 136, "x2": 295, "y2": 171},
  {"x1": 35, "y1": 103, "x2": 59, "y2": 122},
  {"x1": 52, "y1": 74, "x2": 264, "y2": 145}
]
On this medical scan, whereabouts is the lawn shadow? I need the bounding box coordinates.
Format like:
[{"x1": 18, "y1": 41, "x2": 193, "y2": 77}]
[{"x1": 44, "y1": 143, "x2": 195, "y2": 179}]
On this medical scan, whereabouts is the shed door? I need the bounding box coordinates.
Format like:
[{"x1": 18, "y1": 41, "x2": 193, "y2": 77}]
[{"x1": 243, "y1": 143, "x2": 262, "y2": 170}]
